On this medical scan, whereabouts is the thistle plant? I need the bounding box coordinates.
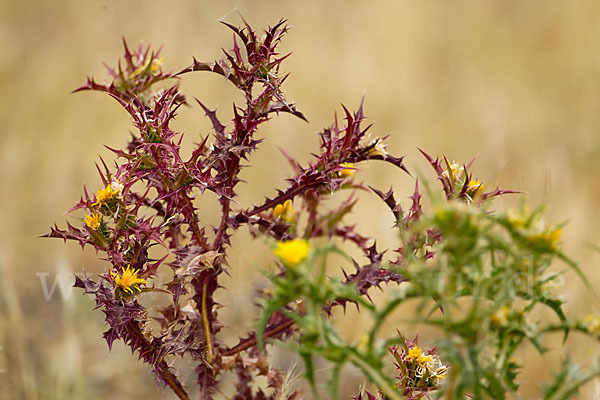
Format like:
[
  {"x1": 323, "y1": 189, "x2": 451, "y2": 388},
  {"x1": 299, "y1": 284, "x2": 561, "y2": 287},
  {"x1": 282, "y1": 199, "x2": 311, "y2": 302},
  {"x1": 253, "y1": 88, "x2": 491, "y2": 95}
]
[{"x1": 46, "y1": 16, "x2": 600, "y2": 400}]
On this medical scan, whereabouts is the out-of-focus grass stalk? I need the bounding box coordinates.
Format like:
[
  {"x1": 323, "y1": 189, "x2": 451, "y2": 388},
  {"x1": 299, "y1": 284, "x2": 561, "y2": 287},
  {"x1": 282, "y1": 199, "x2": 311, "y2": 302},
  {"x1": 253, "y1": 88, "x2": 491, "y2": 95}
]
[{"x1": 0, "y1": 255, "x2": 39, "y2": 400}]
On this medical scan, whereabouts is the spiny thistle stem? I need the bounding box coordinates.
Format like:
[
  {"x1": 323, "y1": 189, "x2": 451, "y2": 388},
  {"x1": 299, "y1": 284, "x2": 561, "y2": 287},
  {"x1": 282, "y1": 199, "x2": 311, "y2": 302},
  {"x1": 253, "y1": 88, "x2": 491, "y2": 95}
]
[
  {"x1": 222, "y1": 318, "x2": 295, "y2": 357},
  {"x1": 202, "y1": 280, "x2": 215, "y2": 364},
  {"x1": 127, "y1": 321, "x2": 190, "y2": 400},
  {"x1": 157, "y1": 360, "x2": 191, "y2": 400},
  {"x1": 184, "y1": 195, "x2": 210, "y2": 251},
  {"x1": 213, "y1": 199, "x2": 230, "y2": 251}
]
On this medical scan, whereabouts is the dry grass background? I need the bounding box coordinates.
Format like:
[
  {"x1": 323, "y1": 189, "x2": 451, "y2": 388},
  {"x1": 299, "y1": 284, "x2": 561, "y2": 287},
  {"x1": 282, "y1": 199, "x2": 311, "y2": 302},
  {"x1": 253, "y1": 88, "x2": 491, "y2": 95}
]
[{"x1": 2, "y1": 1, "x2": 600, "y2": 399}]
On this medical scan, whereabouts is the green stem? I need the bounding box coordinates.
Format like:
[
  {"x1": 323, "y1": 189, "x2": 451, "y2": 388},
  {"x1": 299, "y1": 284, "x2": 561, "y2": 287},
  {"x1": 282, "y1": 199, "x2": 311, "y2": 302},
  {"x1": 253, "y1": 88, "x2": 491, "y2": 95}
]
[
  {"x1": 545, "y1": 368, "x2": 600, "y2": 400},
  {"x1": 468, "y1": 346, "x2": 482, "y2": 399},
  {"x1": 368, "y1": 297, "x2": 403, "y2": 356},
  {"x1": 494, "y1": 336, "x2": 509, "y2": 372},
  {"x1": 201, "y1": 281, "x2": 215, "y2": 364}
]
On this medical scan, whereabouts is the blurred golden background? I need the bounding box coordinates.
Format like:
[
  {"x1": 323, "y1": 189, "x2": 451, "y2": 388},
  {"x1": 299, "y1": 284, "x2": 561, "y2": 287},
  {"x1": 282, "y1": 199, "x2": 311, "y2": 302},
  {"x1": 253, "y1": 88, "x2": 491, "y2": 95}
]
[{"x1": 2, "y1": 1, "x2": 600, "y2": 399}]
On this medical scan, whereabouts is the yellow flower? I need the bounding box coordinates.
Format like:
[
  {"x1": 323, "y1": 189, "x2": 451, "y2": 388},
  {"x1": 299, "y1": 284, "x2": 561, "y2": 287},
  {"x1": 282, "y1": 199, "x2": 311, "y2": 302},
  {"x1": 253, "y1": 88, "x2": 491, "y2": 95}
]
[
  {"x1": 467, "y1": 179, "x2": 485, "y2": 198},
  {"x1": 110, "y1": 265, "x2": 147, "y2": 294},
  {"x1": 433, "y1": 366, "x2": 448, "y2": 382},
  {"x1": 395, "y1": 342, "x2": 448, "y2": 392},
  {"x1": 491, "y1": 306, "x2": 510, "y2": 327},
  {"x1": 93, "y1": 182, "x2": 122, "y2": 207},
  {"x1": 368, "y1": 138, "x2": 387, "y2": 156},
  {"x1": 274, "y1": 239, "x2": 310, "y2": 267},
  {"x1": 442, "y1": 161, "x2": 464, "y2": 184},
  {"x1": 83, "y1": 212, "x2": 102, "y2": 230},
  {"x1": 530, "y1": 228, "x2": 562, "y2": 250},
  {"x1": 407, "y1": 346, "x2": 422, "y2": 360},
  {"x1": 361, "y1": 135, "x2": 388, "y2": 156},
  {"x1": 357, "y1": 334, "x2": 369, "y2": 350},
  {"x1": 507, "y1": 209, "x2": 525, "y2": 228},
  {"x1": 338, "y1": 162, "x2": 356, "y2": 178},
  {"x1": 130, "y1": 56, "x2": 163, "y2": 79},
  {"x1": 406, "y1": 346, "x2": 433, "y2": 364},
  {"x1": 150, "y1": 57, "x2": 163, "y2": 75},
  {"x1": 544, "y1": 228, "x2": 562, "y2": 249},
  {"x1": 273, "y1": 200, "x2": 297, "y2": 223},
  {"x1": 507, "y1": 209, "x2": 562, "y2": 250},
  {"x1": 583, "y1": 314, "x2": 600, "y2": 335}
]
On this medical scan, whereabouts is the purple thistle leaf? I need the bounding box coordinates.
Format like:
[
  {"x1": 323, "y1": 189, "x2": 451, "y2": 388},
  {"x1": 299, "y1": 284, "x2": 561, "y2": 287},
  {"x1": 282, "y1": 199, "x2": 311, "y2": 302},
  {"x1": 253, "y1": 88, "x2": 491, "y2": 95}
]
[
  {"x1": 405, "y1": 178, "x2": 423, "y2": 226},
  {"x1": 332, "y1": 261, "x2": 406, "y2": 311},
  {"x1": 333, "y1": 225, "x2": 369, "y2": 249},
  {"x1": 366, "y1": 153, "x2": 411, "y2": 175},
  {"x1": 103, "y1": 327, "x2": 119, "y2": 351},
  {"x1": 219, "y1": 19, "x2": 249, "y2": 46},
  {"x1": 266, "y1": 99, "x2": 308, "y2": 121},
  {"x1": 369, "y1": 186, "x2": 403, "y2": 225},
  {"x1": 231, "y1": 34, "x2": 243, "y2": 64},
  {"x1": 366, "y1": 242, "x2": 385, "y2": 264},
  {"x1": 482, "y1": 187, "x2": 522, "y2": 201},
  {"x1": 41, "y1": 222, "x2": 89, "y2": 249},
  {"x1": 353, "y1": 390, "x2": 385, "y2": 400},
  {"x1": 418, "y1": 148, "x2": 453, "y2": 195},
  {"x1": 237, "y1": 170, "x2": 327, "y2": 219},
  {"x1": 235, "y1": 214, "x2": 293, "y2": 242},
  {"x1": 195, "y1": 98, "x2": 226, "y2": 137},
  {"x1": 178, "y1": 57, "x2": 241, "y2": 87},
  {"x1": 278, "y1": 147, "x2": 303, "y2": 173}
]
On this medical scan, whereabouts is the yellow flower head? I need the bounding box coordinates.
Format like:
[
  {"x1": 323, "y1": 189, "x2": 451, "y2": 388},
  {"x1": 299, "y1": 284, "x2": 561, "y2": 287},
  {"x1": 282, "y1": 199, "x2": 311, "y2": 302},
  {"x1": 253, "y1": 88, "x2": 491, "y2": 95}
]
[
  {"x1": 361, "y1": 135, "x2": 388, "y2": 156},
  {"x1": 530, "y1": 227, "x2": 562, "y2": 250},
  {"x1": 130, "y1": 56, "x2": 163, "y2": 79},
  {"x1": 368, "y1": 139, "x2": 387, "y2": 156},
  {"x1": 507, "y1": 209, "x2": 526, "y2": 229},
  {"x1": 274, "y1": 239, "x2": 310, "y2": 267},
  {"x1": 491, "y1": 306, "x2": 511, "y2": 327},
  {"x1": 507, "y1": 208, "x2": 562, "y2": 250},
  {"x1": 583, "y1": 314, "x2": 600, "y2": 335},
  {"x1": 442, "y1": 161, "x2": 464, "y2": 184},
  {"x1": 467, "y1": 179, "x2": 485, "y2": 198},
  {"x1": 357, "y1": 334, "x2": 370, "y2": 351},
  {"x1": 273, "y1": 200, "x2": 297, "y2": 223},
  {"x1": 545, "y1": 228, "x2": 562, "y2": 249},
  {"x1": 150, "y1": 57, "x2": 163, "y2": 75},
  {"x1": 392, "y1": 340, "x2": 448, "y2": 393},
  {"x1": 110, "y1": 265, "x2": 147, "y2": 294},
  {"x1": 338, "y1": 162, "x2": 356, "y2": 178},
  {"x1": 406, "y1": 346, "x2": 433, "y2": 364},
  {"x1": 93, "y1": 182, "x2": 122, "y2": 207},
  {"x1": 407, "y1": 346, "x2": 422, "y2": 360},
  {"x1": 83, "y1": 212, "x2": 102, "y2": 230},
  {"x1": 434, "y1": 365, "x2": 448, "y2": 380}
]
